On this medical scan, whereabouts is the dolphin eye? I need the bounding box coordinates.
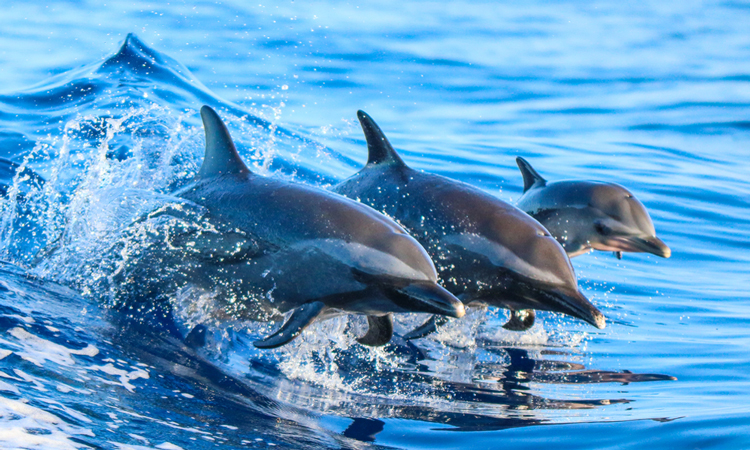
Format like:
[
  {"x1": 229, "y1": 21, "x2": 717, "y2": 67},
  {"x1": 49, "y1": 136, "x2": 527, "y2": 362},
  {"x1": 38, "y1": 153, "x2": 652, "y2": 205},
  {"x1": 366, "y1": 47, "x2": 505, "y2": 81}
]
[{"x1": 594, "y1": 222, "x2": 612, "y2": 236}]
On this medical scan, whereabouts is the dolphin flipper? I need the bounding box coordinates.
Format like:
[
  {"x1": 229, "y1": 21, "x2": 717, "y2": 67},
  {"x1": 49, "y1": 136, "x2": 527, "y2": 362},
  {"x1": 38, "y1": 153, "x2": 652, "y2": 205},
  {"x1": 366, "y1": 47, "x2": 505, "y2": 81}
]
[
  {"x1": 253, "y1": 301, "x2": 326, "y2": 349},
  {"x1": 357, "y1": 314, "x2": 394, "y2": 346},
  {"x1": 502, "y1": 309, "x2": 536, "y2": 331},
  {"x1": 516, "y1": 157, "x2": 547, "y2": 193},
  {"x1": 403, "y1": 314, "x2": 450, "y2": 340}
]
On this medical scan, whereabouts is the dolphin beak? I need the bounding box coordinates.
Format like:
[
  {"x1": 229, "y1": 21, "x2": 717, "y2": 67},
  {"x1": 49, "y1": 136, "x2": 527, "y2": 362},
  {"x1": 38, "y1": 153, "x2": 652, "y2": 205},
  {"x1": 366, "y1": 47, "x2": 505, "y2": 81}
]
[
  {"x1": 549, "y1": 288, "x2": 606, "y2": 329},
  {"x1": 611, "y1": 235, "x2": 671, "y2": 258},
  {"x1": 394, "y1": 282, "x2": 465, "y2": 318},
  {"x1": 641, "y1": 236, "x2": 671, "y2": 258}
]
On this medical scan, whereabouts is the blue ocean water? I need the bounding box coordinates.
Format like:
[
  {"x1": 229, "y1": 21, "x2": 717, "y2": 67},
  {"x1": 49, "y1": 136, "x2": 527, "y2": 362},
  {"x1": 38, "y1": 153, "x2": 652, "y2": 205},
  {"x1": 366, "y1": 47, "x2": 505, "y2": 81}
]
[{"x1": 0, "y1": 1, "x2": 748, "y2": 449}]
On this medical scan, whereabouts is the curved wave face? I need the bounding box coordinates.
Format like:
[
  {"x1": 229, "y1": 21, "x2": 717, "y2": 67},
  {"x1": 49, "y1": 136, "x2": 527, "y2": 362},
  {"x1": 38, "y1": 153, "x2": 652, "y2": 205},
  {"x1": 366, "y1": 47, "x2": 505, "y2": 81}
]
[{"x1": 0, "y1": 2, "x2": 749, "y2": 449}]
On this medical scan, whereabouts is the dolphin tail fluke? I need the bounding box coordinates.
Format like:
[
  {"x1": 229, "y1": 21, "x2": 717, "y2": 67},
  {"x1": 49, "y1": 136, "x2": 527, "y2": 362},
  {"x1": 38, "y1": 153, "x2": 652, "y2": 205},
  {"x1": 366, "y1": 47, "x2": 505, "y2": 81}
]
[
  {"x1": 516, "y1": 157, "x2": 547, "y2": 193},
  {"x1": 356, "y1": 110, "x2": 407, "y2": 168},
  {"x1": 403, "y1": 314, "x2": 450, "y2": 340},
  {"x1": 197, "y1": 105, "x2": 251, "y2": 179},
  {"x1": 502, "y1": 309, "x2": 536, "y2": 331},
  {"x1": 357, "y1": 314, "x2": 394, "y2": 346},
  {"x1": 253, "y1": 301, "x2": 325, "y2": 349}
]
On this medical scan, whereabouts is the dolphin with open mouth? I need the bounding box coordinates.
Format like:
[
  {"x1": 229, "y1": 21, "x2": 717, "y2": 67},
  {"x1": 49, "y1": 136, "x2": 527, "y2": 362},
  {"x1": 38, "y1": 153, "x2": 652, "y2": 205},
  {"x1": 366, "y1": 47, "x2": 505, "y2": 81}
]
[
  {"x1": 515, "y1": 157, "x2": 671, "y2": 260},
  {"x1": 121, "y1": 106, "x2": 464, "y2": 349},
  {"x1": 334, "y1": 111, "x2": 605, "y2": 337}
]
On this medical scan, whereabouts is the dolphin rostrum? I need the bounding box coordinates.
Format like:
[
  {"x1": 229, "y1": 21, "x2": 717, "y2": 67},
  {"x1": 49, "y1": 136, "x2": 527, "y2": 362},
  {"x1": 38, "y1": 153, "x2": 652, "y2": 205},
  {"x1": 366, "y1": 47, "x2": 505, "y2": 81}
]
[
  {"x1": 334, "y1": 111, "x2": 605, "y2": 338},
  {"x1": 515, "y1": 157, "x2": 671, "y2": 259},
  {"x1": 123, "y1": 106, "x2": 464, "y2": 349}
]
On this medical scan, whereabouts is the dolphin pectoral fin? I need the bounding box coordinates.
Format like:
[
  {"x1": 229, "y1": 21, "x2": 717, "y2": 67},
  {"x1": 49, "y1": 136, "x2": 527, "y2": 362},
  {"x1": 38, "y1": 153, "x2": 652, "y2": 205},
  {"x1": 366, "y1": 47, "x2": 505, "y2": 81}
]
[
  {"x1": 516, "y1": 157, "x2": 547, "y2": 193},
  {"x1": 502, "y1": 310, "x2": 536, "y2": 331},
  {"x1": 403, "y1": 315, "x2": 450, "y2": 340},
  {"x1": 356, "y1": 111, "x2": 408, "y2": 168},
  {"x1": 184, "y1": 324, "x2": 207, "y2": 348},
  {"x1": 357, "y1": 314, "x2": 394, "y2": 346},
  {"x1": 253, "y1": 301, "x2": 326, "y2": 349},
  {"x1": 614, "y1": 251, "x2": 623, "y2": 260}
]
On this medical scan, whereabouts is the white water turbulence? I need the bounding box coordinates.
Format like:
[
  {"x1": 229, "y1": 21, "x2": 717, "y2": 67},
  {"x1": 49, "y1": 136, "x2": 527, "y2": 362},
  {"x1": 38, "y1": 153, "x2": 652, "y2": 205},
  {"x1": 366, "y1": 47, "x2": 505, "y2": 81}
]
[{"x1": 0, "y1": 23, "x2": 719, "y2": 449}]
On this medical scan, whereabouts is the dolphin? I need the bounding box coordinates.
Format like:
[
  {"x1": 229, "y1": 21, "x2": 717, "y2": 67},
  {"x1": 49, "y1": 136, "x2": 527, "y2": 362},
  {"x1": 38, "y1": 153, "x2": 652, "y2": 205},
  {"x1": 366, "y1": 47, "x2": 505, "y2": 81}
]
[
  {"x1": 515, "y1": 157, "x2": 671, "y2": 259},
  {"x1": 122, "y1": 106, "x2": 464, "y2": 349},
  {"x1": 333, "y1": 111, "x2": 605, "y2": 338}
]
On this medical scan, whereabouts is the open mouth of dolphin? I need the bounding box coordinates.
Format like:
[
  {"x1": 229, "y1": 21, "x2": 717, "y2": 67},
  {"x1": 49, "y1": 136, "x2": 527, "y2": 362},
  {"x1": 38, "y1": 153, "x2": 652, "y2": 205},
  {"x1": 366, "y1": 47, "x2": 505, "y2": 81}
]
[
  {"x1": 599, "y1": 235, "x2": 671, "y2": 258},
  {"x1": 389, "y1": 281, "x2": 466, "y2": 318}
]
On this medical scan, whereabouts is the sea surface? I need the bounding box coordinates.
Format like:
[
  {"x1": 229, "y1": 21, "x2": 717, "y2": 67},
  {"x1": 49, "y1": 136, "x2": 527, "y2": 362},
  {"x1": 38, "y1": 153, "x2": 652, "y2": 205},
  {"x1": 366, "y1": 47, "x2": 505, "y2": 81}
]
[{"x1": 0, "y1": 1, "x2": 748, "y2": 449}]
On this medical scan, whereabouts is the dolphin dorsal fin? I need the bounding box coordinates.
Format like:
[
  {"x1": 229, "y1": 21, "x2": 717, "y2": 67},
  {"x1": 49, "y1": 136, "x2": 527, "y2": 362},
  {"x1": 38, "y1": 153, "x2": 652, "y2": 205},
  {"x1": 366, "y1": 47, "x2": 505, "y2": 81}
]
[
  {"x1": 516, "y1": 157, "x2": 547, "y2": 192},
  {"x1": 357, "y1": 110, "x2": 407, "y2": 168},
  {"x1": 197, "y1": 105, "x2": 250, "y2": 179}
]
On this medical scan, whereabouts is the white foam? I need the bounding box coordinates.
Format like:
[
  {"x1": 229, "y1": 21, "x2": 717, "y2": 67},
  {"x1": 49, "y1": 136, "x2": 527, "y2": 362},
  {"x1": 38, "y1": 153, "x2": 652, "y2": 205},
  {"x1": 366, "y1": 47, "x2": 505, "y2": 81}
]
[
  {"x1": 0, "y1": 379, "x2": 20, "y2": 395},
  {"x1": 156, "y1": 443, "x2": 185, "y2": 450},
  {"x1": 89, "y1": 363, "x2": 149, "y2": 393},
  {"x1": 0, "y1": 396, "x2": 94, "y2": 450},
  {"x1": 7, "y1": 327, "x2": 99, "y2": 367}
]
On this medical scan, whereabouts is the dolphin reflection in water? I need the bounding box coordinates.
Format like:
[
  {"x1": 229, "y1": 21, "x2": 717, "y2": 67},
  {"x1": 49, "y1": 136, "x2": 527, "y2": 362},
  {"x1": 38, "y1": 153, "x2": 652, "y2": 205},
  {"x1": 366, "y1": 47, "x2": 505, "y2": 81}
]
[
  {"x1": 185, "y1": 337, "x2": 675, "y2": 439},
  {"x1": 114, "y1": 106, "x2": 464, "y2": 348},
  {"x1": 334, "y1": 111, "x2": 605, "y2": 337},
  {"x1": 515, "y1": 157, "x2": 671, "y2": 260},
  {"x1": 337, "y1": 345, "x2": 677, "y2": 436}
]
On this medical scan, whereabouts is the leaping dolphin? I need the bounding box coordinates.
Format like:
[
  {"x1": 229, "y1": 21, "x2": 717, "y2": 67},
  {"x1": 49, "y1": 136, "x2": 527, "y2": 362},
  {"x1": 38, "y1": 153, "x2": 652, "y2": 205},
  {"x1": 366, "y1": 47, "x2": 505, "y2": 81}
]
[
  {"x1": 123, "y1": 106, "x2": 464, "y2": 349},
  {"x1": 334, "y1": 111, "x2": 605, "y2": 338},
  {"x1": 515, "y1": 157, "x2": 671, "y2": 259}
]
